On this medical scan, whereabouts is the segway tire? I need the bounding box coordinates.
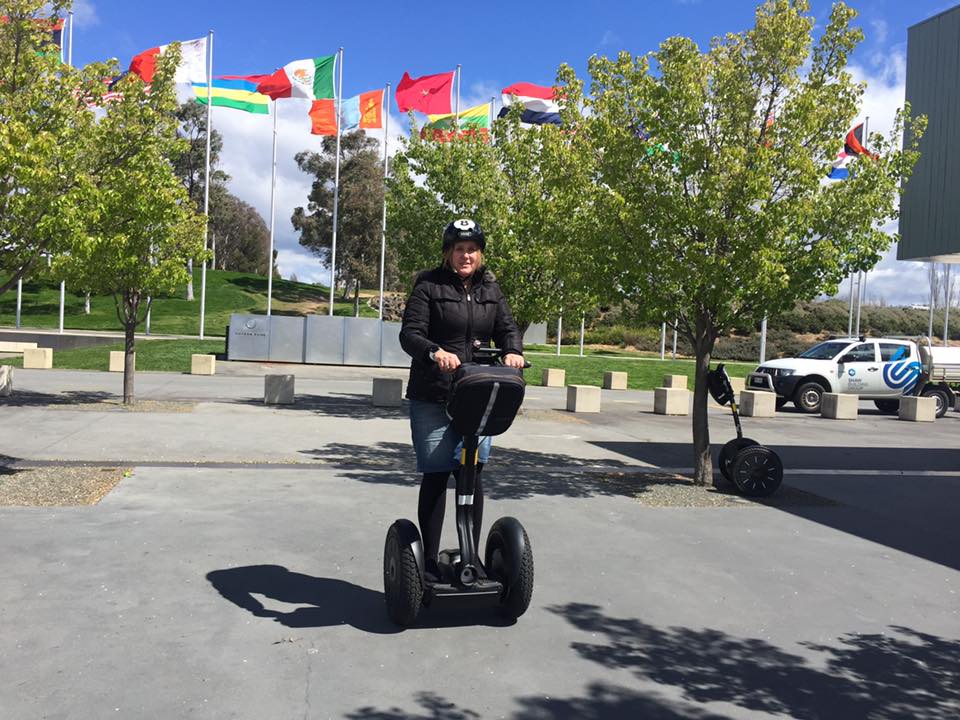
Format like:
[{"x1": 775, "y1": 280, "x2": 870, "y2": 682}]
[
  {"x1": 485, "y1": 517, "x2": 534, "y2": 620},
  {"x1": 719, "y1": 438, "x2": 759, "y2": 482},
  {"x1": 383, "y1": 521, "x2": 423, "y2": 626},
  {"x1": 730, "y1": 445, "x2": 783, "y2": 498}
]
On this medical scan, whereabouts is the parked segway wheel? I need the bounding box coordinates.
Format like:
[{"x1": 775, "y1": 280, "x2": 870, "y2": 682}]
[
  {"x1": 719, "y1": 438, "x2": 759, "y2": 482},
  {"x1": 730, "y1": 445, "x2": 783, "y2": 497},
  {"x1": 485, "y1": 517, "x2": 534, "y2": 620},
  {"x1": 383, "y1": 520, "x2": 423, "y2": 626}
]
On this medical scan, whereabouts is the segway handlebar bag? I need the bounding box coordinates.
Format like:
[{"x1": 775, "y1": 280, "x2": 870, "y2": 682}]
[{"x1": 447, "y1": 365, "x2": 525, "y2": 437}]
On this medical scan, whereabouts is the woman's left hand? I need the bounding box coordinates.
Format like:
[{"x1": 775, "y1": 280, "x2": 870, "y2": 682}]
[{"x1": 503, "y1": 353, "x2": 525, "y2": 369}]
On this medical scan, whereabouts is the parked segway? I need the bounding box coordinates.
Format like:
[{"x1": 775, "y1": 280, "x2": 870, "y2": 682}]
[
  {"x1": 708, "y1": 364, "x2": 783, "y2": 497},
  {"x1": 384, "y1": 346, "x2": 534, "y2": 627}
]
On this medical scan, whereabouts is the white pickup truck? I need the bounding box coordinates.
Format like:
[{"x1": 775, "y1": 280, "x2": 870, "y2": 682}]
[{"x1": 747, "y1": 336, "x2": 960, "y2": 417}]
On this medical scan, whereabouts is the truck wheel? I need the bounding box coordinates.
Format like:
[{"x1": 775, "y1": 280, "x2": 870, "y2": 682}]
[
  {"x1": 873, "y1": 399, "x2": 899, "y2": 414},
  {"x1": 921, "y1": 387, "x2": 951, "y2": 419},
  {"x1": 793, "y1": 381, "x2": 825, "y2": 414}
]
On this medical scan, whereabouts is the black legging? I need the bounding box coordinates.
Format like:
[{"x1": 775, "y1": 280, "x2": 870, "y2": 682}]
[{"x1": 418, "y1": 463, "x2": 484, "y2": 568}]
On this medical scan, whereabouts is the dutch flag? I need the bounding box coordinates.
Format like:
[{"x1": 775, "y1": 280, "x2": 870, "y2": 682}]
[{"x1": 498, "y1": 82, "x2": 562, "y2": 126}]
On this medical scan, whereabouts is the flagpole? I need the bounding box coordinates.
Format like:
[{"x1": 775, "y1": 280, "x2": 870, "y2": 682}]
[
  {"x1": 267, "y1": 100, "x2": 278, "y2": 316},
  {"x1": 15, "y1": 278, "x2": 22, "y2": 329},
  {"x1": 328, "y1": 46, "x2": 344, "y2": 316},
  {"x1": 455, "y1": 64, "x2": 461, "y2": 122},
  {"x1": 67, "y1": 10, "x2": 73, "y2": 65},
  {"x1": 378, "y1": 83, "x2": 391, "y2": 320},
  {"x1": 853, "y1": 116, "x2": 869, "y2": 337},
  {"x1": 59, "y1": 12, "x2": 72, "y2": 336},
  {"x1": 199, "y1": 29, "x2": 213, "y2": 339}
]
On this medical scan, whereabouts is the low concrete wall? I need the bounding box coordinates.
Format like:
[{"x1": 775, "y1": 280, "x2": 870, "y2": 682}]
[{"x1": 0, "y1": 330, "x2": 118, "y2": 352}]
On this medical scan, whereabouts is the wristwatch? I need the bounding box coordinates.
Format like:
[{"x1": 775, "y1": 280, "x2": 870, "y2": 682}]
[{"x1": 427, "y1": 346, "x2": 439, "y2": 363}]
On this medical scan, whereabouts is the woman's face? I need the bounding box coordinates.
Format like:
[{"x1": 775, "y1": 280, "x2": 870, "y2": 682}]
[{"x1": 450, "y1": 241, "x2": 481, "y2": 279}]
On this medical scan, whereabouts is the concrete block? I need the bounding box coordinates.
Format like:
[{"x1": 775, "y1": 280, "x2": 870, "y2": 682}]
[
  {"x1": 23, "y1": 347, "x2": 52, "y2": 369},
  {"x1": 821, "y1": 392, "x2": 858, "y2": 420},
  {"x1": 191, "y1": 354, "x2": 216, "y2": 375},
  {"x1": 740, "y1": 390, "x2": 776, "y2": 417},
  {"x1": 542, "y1": 368, "x2": 566, "y2": 388},
  {"x1": 264, "y1": 374, "x2": 295, "y2": 405},
  {"x1": 662, "y1": 374, "x2": 688, "y2": 389},
  {"x1": 654, "y1": 387, "x2": 689, "y2": 415},
  {"x1": 372, "y1": 377, "x2": 403, "y2": 407},
  {"x1": 109, "y1": 351, "x2": 133, "y2": 372},
  {"x1": 899, "y1": 395, "x2": 936, "y2": 422},
  {"x1": 602, "y1": 371, "x2": 628, "y2": 390},
  {"x1": 566, "y1": 384, "x2": 601, "y2": 413},
  {"x1": 0, "y1": 365, "x2": 11, "y2": 397},
  {"x1": 0, "y1": 341, "x2": 37, "y2": 353}
]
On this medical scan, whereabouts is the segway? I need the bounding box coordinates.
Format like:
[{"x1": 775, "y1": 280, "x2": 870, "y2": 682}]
[
  {"x1": 384, "y1": 346, "x2": 534, "y2": 627},
  {"x1": 708, "y1": 364, "x2": 783, "y2": 497}
]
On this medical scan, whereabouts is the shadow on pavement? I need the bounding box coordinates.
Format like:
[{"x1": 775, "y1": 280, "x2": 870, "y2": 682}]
[
  {"x1": 545, "y1": 602, "x2": 959, "y2": 720},
  {"x1": 233, "y1": 393, "x2": 407, "y2": 420},
  {"x1": 205, "y1": 565, "x2": 512, "y2": 634},
  {"x1": 0, "y1": 389, "x2": 115, "y2": 407},
  {"x1": 299, "y1": 441, "x2": 637, "y2": 500}
]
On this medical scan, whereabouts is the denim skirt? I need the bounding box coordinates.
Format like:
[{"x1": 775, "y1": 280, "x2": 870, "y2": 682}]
[{"x1": 409, "y1": 399, "x2": 492, "y2": 473}]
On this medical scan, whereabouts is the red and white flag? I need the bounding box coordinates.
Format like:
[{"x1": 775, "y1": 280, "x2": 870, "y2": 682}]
[{"x1": 129, "y1": 36, "x2": 207, "y2": 85}]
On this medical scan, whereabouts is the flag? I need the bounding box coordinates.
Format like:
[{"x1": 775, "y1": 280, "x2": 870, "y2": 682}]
[
  {"x1": 1, "y1": 15, "x2": 63, "y2": 53},
  {"x1": 827, "y1": 123, "x2": 876, "y2": 180},
  {"x1": 421, "y1": 102, "x2": 490, "y2": 141},
  {"x1": 395, "y1": 70, "x2": 454, "y2": 114},
  {"x1": 341, "y1": 89, "x2": 384, "y2": 130},
  {"x1": 228, "y1": 56, "x2": 336, "y2": 102},
  {"x1": 498, "y1": 82, "x2": 561, "y2": 126},
  {"x1": 129, "y1": 36, "x2": 208, "y2": 85},
  {"x1": 193, "y1": 78, "x2": 269, "y2": 114},
  {"x1": 309, "y1": 99, "x2": 338, "y2": 135}
]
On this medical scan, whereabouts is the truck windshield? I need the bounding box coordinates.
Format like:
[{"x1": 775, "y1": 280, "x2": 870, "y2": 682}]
[{"x1": 798, "y1": 341, "x2": 849, "y2": 360}]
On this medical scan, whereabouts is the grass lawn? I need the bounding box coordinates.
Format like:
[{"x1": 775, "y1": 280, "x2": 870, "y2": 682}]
[
  {"x1": 0, "y1": 270, "x2": 377, "y2": 337},
  {"x1": 0, "y1": 339, "x2": 225, "y2": 372},
  {"x1": 522, "y1": 351, "x2": 755, "y2": 389}
]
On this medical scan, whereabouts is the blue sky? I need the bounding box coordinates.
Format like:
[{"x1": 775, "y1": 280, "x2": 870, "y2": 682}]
[{"x1": 67, "y1": 0, "x2": 959, "y2": 304}]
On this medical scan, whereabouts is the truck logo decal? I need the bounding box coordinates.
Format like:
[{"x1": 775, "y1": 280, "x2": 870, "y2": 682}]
[{"x1": 883, "y1": 360, "x2": 921, "y2": 392}]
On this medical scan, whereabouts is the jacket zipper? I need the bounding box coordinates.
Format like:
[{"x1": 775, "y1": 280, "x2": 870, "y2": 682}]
[{"x1": 465, "y1": 285, "x2": 475, "y2": 362}]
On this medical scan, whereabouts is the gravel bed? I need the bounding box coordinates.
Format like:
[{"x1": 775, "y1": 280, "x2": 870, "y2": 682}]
[
  {"x1": 0, "y1": 465, "x2": 130, "y2": 506},
  {"x1": 591, "y1": 471, "x2": 839, "y2": 507}
]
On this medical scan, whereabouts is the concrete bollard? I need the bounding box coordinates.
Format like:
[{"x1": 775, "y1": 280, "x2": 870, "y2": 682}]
[
  {"x1": 23, "y1": 347, "x2": 53, "y2": 369},
  {"x1": 264, "y1": 374, "x2": 295, "y2": 405},
  {"x1": 740, "y1": 390, "x2": 776, "y2": 417},
  {"x1": 602, "y1": 371, "x2": 628, "y2": 390},
  {"x1": 191, "y1": 354, "x2": 217, "y2": 376},
  {"x1": 729, "y1": 377, "x2": 746, "y2": 396},
  {"x1": 899, "y1": 395, "x2": 936, "y2": 422},
  {"x1": 662, "y1": 374, "x2": 688, "y2": 389},
  {"x1": 0, "y1": 341, "x2": 37, "y2": 353},
  {"x1": 0, "y1": 365, "x2": 12, "y2": 397},
  {"x1": 654, "y1": 387, "x2": 689, "y2": 415},
  {"x1": 542, "y1": 368, "x2": 566, "y2": 388},
  {"x1": 109, "y1": 351, "x2": 133, "y2": 372},
  {"x1": 566, "y1": 384, "x2": 601, "y2": 412},
  {"x1": 821, "y1": 392, "x2": 858, "y2": 420},
  {"x1": 372, "y1": 377, "x2": 403, "y2": 407}
]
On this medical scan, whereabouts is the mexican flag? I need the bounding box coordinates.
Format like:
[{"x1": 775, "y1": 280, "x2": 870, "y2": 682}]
[{"x1": 232, "y1": 56, "x2": 336, "y2": 102}]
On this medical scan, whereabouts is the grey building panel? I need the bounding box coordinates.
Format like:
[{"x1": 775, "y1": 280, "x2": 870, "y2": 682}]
[
  {"x1": 303, "y1": 315, "x2": 345, "y2": 364},
  {"x1": 267, "y1": 316, "x2": 306, "y2": 363},
  {"x1": 228, "y1": 314, "x2": 270, "y2": 361},
  {"x1": 342, "y1": 318, "x2": 381, "y2": 366},
  {"x1": 899, "y1": 6, "x2": 960, "y2": 261},
  {"x1": 380, "y1": 322, "x2": 409, "y2": 368}
]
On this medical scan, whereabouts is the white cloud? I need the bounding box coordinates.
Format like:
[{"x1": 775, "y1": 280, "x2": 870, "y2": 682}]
[
  {"x1": 599, "y1": 30, "x2": 622, "y2": 48},
  {"x1": 70, "y1": 0, "x2": 98, "y2": 28}
]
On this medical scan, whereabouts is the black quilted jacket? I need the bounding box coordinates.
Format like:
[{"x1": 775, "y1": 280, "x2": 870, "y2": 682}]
[{"x1": 400, "y1": 265, "x2": 523, "y2": 402}]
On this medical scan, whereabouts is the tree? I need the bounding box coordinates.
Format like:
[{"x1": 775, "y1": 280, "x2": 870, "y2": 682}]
[
  {"x1": 292, "y1": 130, "x2": 395, "y2": 308},
  {"x1": 387, "y1": 112, "x2": 601, "y2": 330},
  {"x1": 0, "y1": 0, "x2": 109, "y2": 296},
  {"x1": 557, "y1": 0, "x2": 924, "y2": 484},
  {"x1": 171, "y1": 101, "x2": 227, "y2": 300},
  {"x1": 56, "y1": 46, "x2": 206, "y2": 404},
  {"x1": 207, "y1": 182, "x2": 270, "y2": 273}
]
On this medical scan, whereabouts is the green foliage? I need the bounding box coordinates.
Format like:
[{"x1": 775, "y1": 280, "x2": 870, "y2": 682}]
[
  {"x1": 387, "y1": 109, "x2": 601, "y2": 327},
  {"x1": 0, "y1": 0, "x2": 112, "y2": 296}
]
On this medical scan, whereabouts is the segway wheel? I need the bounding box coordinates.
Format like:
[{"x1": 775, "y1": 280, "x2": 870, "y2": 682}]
[
  {"x1": 730, "y1": 445, "x2": 783, "y2": 498},
  {"x1": 485, "y1": 517, "x2": 534, "y2": 620},
  {"x1": 383, "y1": 522, "x2": 423, "y2": 626},
  {"x1": 718, "y1": 438, "x2": 759, "y2": 482}
]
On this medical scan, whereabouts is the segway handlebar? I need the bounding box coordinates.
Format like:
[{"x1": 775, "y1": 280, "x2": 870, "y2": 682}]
[{"x1": 470, "y1": 345, "x2": 532, "y2": 368}]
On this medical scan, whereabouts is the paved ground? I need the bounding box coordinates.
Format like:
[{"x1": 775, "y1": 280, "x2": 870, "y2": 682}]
[{"x1": 1, "y1": 366, "x2": 959, "y2": 719}]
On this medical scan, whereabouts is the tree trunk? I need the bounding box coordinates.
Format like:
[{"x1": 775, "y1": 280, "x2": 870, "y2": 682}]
[
  {"x1": 186, "y1": 259, "x2": 195, "y2": 301},
  {"x1": 84, "y1": 292, "x2": 91, "y2": 314},
  {"x1": 123, "y1": 320, "x2": 136, "y2": 405},
  {"x1": 353, "y1": 278, "x2": 360, "y2": 317},
  {"x1": 691, "y1": 315, "x2": 717, "y2": 486}
]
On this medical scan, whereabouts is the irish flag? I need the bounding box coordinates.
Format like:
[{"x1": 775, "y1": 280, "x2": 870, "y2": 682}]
[
  {"x1": 422, "y1": 102, "x2": 490, "y2": 141},
  {"x1": 230, "y1": 56, "x2": 336, "y2": 102},
  {"x1": 129, "y1": 37, "x2": 208, "y2": 85}
]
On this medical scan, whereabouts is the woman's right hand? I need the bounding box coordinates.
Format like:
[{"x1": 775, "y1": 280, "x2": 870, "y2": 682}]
[{"x1": 434, "y1": 349, "x2": 461, "y2": 373}]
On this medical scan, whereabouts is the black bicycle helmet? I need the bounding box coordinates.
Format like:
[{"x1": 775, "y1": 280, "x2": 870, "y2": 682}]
[{"x1": 442, "y1": 218, "x2": 485, "y2": 251}]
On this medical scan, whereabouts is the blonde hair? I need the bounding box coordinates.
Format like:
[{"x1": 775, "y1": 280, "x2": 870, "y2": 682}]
[{"x1": 443, "y1": 247, "x2": 485, "y2": 274}]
